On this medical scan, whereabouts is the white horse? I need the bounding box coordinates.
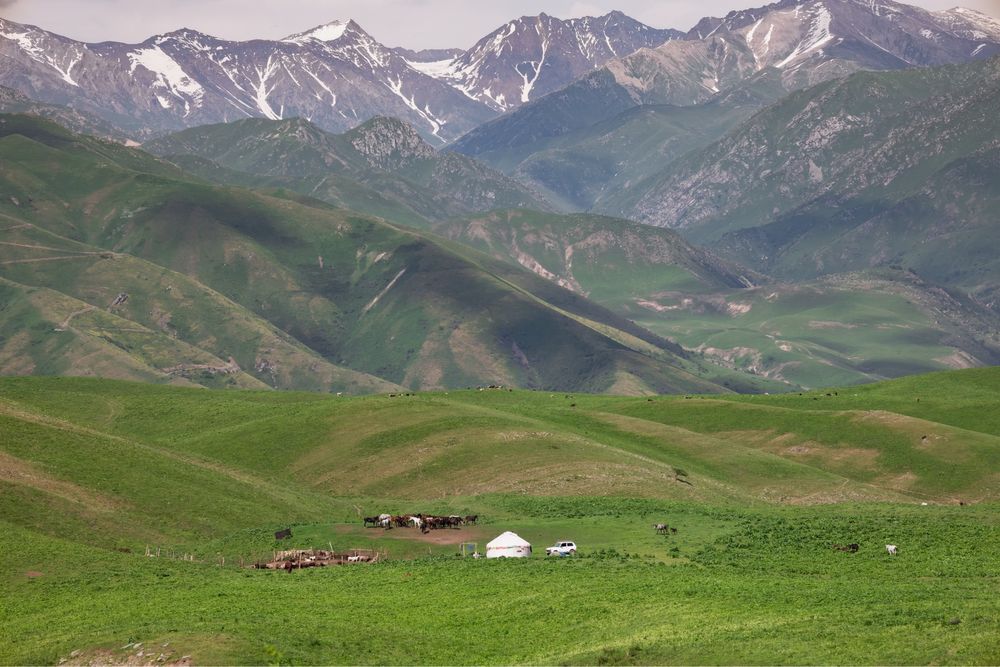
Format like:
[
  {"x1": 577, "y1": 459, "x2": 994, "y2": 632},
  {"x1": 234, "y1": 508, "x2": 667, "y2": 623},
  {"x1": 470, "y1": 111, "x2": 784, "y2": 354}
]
[
  {"x1": 409, "y1": 516, "x2": 423, "y2": 528},
  {"x1": 886, "y1": 544, "x2": 898, "y2": 555}
]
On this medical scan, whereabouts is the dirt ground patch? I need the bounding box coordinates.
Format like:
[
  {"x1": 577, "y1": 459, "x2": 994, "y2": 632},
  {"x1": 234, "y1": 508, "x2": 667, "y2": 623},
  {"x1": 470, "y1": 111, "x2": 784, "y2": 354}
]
[
  {"x1": 25, "y1": 570, "x2": 43, "y2": 578},
  {"x1": 60, "y1": 644, "x2": 192, "y2": 667},
  {"x1": 340, "y1": 524, "x2": 485, "y2": 545}
]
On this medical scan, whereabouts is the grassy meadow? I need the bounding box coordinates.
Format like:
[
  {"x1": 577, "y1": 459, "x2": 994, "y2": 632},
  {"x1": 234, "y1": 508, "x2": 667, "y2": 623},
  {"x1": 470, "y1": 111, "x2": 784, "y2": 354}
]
[{"x1": 1, "y1": 369, "x2": 999, "y2": 664}]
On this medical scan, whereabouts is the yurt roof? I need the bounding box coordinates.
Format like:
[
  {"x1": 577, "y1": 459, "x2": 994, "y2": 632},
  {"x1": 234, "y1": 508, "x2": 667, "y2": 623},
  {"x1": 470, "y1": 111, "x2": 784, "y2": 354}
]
[{"x1": 487, "y1": 531, "x2": 531, "y2": 548}]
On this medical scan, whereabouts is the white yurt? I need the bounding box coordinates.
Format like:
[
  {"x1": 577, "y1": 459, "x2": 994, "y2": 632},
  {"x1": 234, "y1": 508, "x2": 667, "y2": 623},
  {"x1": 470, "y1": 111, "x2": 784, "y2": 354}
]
[{"x1": 486, "y1": 531, "x2": 532, "y2": 559}]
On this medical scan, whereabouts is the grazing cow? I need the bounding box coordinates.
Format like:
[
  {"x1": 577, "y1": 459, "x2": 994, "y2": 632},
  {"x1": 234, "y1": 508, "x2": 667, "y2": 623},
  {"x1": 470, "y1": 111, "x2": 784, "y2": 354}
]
[
  {"x1": 886, "y1": 544, "x2": 898, "y2": 555},
  {"x1": 654, "y1": 523, "x2": 669, "y2": 535},
  {"x1": 274, "y1": 528, "x2": 292, "y2": 540}
]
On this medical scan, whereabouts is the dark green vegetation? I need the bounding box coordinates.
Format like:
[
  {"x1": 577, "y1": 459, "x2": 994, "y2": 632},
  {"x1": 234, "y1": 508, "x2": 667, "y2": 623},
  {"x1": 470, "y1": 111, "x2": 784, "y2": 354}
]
[
  {"x1": 144, "y1": 116, "x2": 553, "y2": 228},
  {"x1": 1, "y1": 112, "x2": 768, "y2": 395},
  {"x1": 2, "y1": 369, "x2": 999, "y2": 664},
  {"x1": 437, "y1": 211, "x2": 1000, "y2": 388}
]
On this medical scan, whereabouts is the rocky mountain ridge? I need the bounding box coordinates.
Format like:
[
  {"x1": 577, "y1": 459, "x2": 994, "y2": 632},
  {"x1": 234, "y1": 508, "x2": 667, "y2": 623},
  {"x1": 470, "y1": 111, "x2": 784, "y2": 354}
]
[
  {"x1": 405, "y1": 11, "x2": 681, "y2": 112},
  {"x1": 144, "y1": 115, "x2": 554, "y2": 223}
]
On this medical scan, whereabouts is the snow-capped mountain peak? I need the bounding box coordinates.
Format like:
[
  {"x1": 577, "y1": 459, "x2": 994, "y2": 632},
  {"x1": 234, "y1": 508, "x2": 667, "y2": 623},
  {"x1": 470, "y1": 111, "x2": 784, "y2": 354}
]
[
  {"x1": 283, "y1": 20, "x2": 353, "y2": 44},
  {"x1": 410, "y1": 11, "x2": 683, "y2": 111}
]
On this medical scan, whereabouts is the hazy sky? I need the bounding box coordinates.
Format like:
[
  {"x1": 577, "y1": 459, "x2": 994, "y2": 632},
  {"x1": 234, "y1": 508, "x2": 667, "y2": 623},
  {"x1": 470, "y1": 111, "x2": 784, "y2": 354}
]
[{"x1": 4, "y1": 0, "x2": 1000, "y2": 49}]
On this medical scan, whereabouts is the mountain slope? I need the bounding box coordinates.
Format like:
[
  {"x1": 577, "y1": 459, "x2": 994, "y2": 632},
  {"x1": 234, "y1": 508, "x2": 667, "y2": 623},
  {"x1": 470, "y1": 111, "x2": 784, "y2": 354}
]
[
  {"x1": 593, "y1": 57, "x2": 1000, "y2": 315},
  {"x1": 0, "y1": 85, "x2": 131, "y2": 142},
  {"x1": 602, "y1": 56, "x2": 1000, "y2": 236},
  {"x1": 468, "y1": 72, "x2": 788, "y2": 210},
  {"x1": 144, "y1": 116, "x2": 552, "y2": 224},
  {"x1": 435, "y1": 210, "x2": 757, "y2": 301},
  {"x1": 0, "y1": 113, "x2": 749, "y2": 395}
]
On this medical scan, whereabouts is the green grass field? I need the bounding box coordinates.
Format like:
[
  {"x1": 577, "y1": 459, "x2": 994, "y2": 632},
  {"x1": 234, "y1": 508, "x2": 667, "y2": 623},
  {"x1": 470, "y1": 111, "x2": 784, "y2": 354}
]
[{"x1": 1, "y1": 369, "x2": 999, "y2": 664}]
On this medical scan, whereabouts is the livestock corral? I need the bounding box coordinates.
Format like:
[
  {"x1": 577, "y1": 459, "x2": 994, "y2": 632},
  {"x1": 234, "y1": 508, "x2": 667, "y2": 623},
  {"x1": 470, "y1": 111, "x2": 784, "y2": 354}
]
[
  {"x1": 252, "y1": 549, "x2": 381, "y2": 571},
  {"x1": 364, "y1": 513, "x2": 478, "y2": 532}
]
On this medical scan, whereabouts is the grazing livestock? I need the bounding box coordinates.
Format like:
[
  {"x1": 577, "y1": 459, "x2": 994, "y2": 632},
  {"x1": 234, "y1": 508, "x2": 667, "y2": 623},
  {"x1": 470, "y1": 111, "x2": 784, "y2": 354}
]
[
  {"x1": 833, "y1": 543, "x2": 860, "y2": 553},
  {"x1": 363, "y1": 516, "x2": 379, "y2": 528},
  {"x1": 886, "y1": 544, "x2": 898, "y2": 555},
  {"x1": 654, "y1": 523, "x2": 669, "y2": 534},
  {"x1": 274, "y1": 528, "x2": 292, "y2": 540},
  {"x1": 464, "y1": 515, "x2": 478, "y2": 525}
]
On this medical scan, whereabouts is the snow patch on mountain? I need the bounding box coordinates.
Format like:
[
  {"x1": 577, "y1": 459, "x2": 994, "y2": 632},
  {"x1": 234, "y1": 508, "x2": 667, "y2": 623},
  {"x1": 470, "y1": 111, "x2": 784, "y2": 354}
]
[
  {"x1": 128, "y1": 46, "x2": 204, "y2": 115},
  {"x1": 776, "y1": 2, "x2": 835, "y2": 68},
  {"x1": 405, "y1": 57, "x2": 459, "y2": 79},
  {"x1": 249, "y1": 57, "x2": 282, "y2": 120},
  {"x1": 385, "y1": 77, "x2": 446, "y2": 141},
  {"x1": 0, "y1": 25, "x2": 83, "y2": 86}
]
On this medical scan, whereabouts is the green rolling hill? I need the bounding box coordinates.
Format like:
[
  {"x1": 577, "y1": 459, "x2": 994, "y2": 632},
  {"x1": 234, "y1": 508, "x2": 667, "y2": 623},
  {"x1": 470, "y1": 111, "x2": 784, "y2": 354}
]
[
  {"x1": 2, "y1": 368, "x2": 999, "y2": 548},
  {"x1": 0, "y1": 113, "x2": 762, "y2": 395},
  {"x1": 1, "y1": 370, "x2": 999, "y2": 664}
]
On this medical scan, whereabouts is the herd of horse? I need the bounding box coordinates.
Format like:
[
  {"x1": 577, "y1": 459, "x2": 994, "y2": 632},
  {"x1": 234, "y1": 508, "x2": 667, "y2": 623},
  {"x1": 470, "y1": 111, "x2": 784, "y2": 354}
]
[{"x1": 364, "y1": 513, "x2": 478, "y2": 534}]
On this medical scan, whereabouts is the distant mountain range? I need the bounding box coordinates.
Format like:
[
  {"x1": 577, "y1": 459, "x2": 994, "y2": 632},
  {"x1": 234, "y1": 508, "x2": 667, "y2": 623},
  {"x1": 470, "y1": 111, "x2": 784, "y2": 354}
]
[
  {"x1": 0, "y1": 11, "x2": 677, "y2": 142},
  {"x1": 451, "y1": 0, "x2": 1000, "y2": 170},
  {"x1": 6, "y1": 0, "x2": 997, "y2": 145}
]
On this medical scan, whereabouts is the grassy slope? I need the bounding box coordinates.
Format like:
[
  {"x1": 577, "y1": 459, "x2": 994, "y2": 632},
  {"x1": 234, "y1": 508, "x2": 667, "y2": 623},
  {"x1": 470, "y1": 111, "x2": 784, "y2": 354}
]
[
  {"x1": 0, "y1": 370, "x2": 999, "y2": 664},
  {"x1": 434, "y1": 210, "x2": 1000, "y2": 389},
  {"x1": 0, "y1": 113, "x2": 735, "y2": 395},
  {"x1": 628, "y1": 271, "x2": 1000, "y2": 389}
]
